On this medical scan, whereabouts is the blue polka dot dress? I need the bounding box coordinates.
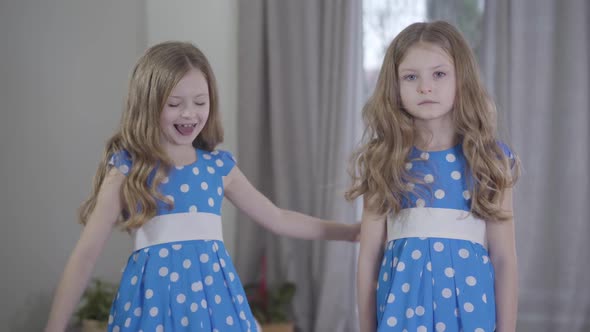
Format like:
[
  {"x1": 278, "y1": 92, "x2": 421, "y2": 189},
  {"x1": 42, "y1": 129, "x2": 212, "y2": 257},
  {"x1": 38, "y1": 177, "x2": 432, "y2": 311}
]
[
  {"x1": 106, "y1": 149, "x2": 259, "y2": 332},
  {"x1": 376, "y1": 144, "x2": 496, "y2": 332}
]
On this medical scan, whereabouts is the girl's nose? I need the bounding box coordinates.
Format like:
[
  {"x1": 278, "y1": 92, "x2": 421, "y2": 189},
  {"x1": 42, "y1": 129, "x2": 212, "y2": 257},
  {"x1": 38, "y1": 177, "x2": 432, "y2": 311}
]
[
  {"x1": 181, "y1": 106, "x2": 196, "y2": 117},
  {"x1": 417, "y1": 80, "x2": 432, "y2": 94}
]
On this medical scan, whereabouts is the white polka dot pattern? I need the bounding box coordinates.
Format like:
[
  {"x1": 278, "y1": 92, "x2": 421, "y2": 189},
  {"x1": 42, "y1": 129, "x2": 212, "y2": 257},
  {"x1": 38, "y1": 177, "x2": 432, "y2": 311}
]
[
  {"x1": 377, "y1": 145, "x2": 496, "y2": 331},
  {"x1": 107, "y1": 149, "x2": 258, "y2": 331}
]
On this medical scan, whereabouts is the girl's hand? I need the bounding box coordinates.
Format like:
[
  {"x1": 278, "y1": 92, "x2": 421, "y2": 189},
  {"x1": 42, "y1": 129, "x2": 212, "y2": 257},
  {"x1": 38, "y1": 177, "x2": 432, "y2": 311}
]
[
  {"x1": 347, "y1": 222, "x2": 362, "y2": 242},
  {"x1": 225, "y1": 165, "x2": 361, "y2": 241}
]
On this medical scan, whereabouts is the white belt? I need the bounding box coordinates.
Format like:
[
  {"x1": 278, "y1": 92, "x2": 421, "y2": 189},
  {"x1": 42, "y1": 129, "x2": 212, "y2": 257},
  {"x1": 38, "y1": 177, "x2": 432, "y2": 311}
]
[
  {"x1": 132, "y1": 212, "x2": 224, "y2": 250},
  {"x1": 387, "y1": 208, "x2": 487, "y2": 248}
]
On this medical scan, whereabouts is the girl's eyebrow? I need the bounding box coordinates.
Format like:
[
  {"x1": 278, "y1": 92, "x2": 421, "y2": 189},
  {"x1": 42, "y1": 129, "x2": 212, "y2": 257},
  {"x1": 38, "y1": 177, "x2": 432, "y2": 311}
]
[
  {"x1": 399, "y1": 64, "x2": 450, "y2": 72},
  {"x1": 168, "y1": 93, "x2": 209, "y2": 99}
]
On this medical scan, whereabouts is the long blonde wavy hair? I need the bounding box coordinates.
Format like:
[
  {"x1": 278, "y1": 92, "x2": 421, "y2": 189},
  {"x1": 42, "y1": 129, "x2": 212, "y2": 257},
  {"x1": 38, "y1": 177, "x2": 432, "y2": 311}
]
[
  {"x1": 79, "y1": 41, "x2": 223, "y2": 230},
  {"x1": 346, "y1": 21, "x2": 519, "y2": 222}
]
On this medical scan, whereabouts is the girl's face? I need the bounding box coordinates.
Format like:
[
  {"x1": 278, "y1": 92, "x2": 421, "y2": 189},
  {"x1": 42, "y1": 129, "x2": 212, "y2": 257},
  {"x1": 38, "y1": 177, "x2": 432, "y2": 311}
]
[
  {"x1": 398, "y1": 42, "x2": 456, "y2": 124},
  {"x1": 160, "y1": 68, "x2": 210, "y2": 150}
]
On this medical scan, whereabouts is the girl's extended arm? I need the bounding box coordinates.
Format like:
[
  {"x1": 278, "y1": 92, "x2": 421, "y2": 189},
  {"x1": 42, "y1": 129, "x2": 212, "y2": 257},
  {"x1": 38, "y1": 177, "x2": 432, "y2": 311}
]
[
  {"x1": 487, "y1": 188, "x2": 518, "y2": 332},
  {"x1": 357, "y1": 203, "x2": 387, "y2": 332},
  {"x1": 223, "y1": 166, "x2": 359, "y2": 241},
  {"x1": 45, "y1": 168, "x2": 124, "y2": 332}
]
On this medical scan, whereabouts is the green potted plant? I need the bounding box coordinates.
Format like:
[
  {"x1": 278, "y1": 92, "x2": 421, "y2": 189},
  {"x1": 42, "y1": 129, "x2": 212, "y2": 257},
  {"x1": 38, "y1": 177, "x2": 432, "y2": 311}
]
[
  {"x1": 244, "y1": 256, "x2": 296, "y2": 332},
  {"x1": 75, "y1": 279, "x2": 116, "y2": 332}
]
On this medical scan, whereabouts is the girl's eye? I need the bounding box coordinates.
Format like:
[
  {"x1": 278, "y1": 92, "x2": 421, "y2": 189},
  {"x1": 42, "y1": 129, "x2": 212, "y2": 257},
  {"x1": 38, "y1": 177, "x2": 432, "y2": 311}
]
[
  {"x1": 403, "y1": 74, "x2": 417, "y2": 81},
  {"x1": 434, "y1": 71, "x2": 446, "y2": 78},
  {"x1": 195, "y1": 102, "x2": 206, "y2": 106},
  {"x1": 168, "y1": 104, "x2": 180, "y2": 108}
]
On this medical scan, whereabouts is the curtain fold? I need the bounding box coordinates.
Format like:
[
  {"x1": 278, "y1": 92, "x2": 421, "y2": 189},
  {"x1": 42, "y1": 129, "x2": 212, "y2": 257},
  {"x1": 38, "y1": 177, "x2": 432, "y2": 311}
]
[
  {"x1": 480, "y1": 1, "x2": 590, "y2": 331},
  {"x1": 236, "y1": 1, "x2": 363, "y2": 330}
]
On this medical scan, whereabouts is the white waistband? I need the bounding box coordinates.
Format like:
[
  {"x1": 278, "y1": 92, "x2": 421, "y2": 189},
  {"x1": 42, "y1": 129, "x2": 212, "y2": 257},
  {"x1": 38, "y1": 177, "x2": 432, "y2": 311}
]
[
  {"x1": 132, "y1": 212, "x2": 224, "y2": 251},
  {"x1": 387, "y1": 208, "x2": 487, "y2": 248}
]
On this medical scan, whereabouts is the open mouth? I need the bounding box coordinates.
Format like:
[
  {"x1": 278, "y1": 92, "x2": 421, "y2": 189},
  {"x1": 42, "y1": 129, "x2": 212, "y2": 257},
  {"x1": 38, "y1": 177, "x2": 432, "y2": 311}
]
[{"x1": 174, "y1": 123, "x2": 197, "y2": 136}]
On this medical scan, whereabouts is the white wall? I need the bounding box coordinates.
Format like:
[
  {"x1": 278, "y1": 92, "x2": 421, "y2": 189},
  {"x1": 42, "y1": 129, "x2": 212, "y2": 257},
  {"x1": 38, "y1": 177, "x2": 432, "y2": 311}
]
[
  {"x1": 146, "y1": 0, "x2": 239, "y2": 255},
  {"x1": 0, "y1": 1, "x2": 146, "y2": 329},
  {"x1": 0, "y1": 0, "x2": 238, "y2": 329}
]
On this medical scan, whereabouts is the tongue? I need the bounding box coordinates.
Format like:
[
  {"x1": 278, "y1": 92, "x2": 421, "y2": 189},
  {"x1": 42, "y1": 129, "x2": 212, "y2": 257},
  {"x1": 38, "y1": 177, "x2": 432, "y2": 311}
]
[{"x1": 176, "y1": 125, "x2": 194, "y2": 136}]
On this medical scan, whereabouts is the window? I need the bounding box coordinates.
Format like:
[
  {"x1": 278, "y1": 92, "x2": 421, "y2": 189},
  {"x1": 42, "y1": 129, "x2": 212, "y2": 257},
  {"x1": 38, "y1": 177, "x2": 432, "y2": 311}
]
[{"x1": 362, "y1": 0, "x2": 486, "y2": 96}]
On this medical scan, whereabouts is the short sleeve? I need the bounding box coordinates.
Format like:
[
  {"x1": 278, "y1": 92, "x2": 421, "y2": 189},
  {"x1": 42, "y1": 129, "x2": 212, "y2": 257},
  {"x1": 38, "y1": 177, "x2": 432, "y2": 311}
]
[
  {"x1": 108, "y1": 150, "x2": 133, "y2": 176},
  {"x1": 214, "y1": 150, "x2": 237, "y2": 176},
  {"x1": 497, "y1": 141, "x2": 516, "y2": 168}
]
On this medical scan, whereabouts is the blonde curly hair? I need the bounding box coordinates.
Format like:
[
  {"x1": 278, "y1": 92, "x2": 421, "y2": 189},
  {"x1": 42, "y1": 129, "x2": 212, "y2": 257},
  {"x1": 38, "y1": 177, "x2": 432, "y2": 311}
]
[
  {"x1": 79, "y1": 41, "x2": 223, "y2": 230},
  {"x1": 346, "y1": 21, "x2": 519, "y2": 222}
]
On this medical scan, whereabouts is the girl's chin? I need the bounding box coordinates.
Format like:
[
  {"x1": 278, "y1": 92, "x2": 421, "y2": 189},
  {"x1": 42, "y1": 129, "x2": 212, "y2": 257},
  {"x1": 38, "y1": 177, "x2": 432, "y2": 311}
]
[{"x1": 161, "y1": 134, "x2": 197, "y2": 147}]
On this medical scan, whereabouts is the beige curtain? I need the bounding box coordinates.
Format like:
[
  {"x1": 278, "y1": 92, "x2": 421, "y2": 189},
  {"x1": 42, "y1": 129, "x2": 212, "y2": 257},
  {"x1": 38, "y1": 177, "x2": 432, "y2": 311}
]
[
  {"x1": 235, "y1": 0, "x2": 363, "y2": 331},
  {"x1": 480, "y1": 0, "x2": 590, "y2": 331}
]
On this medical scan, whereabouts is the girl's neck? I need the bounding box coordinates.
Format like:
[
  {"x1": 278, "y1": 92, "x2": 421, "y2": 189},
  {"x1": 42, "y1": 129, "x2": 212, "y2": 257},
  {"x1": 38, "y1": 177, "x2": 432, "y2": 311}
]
[
  {"x1": 413, "y1": 118, "x2": 458, "y2": 151},
  {"x1": 164, "y1": 144, "x2": 197, "y2": 167},
  {"x1": 415, "y1": 135, "x2": 459, "y2": 152}
]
